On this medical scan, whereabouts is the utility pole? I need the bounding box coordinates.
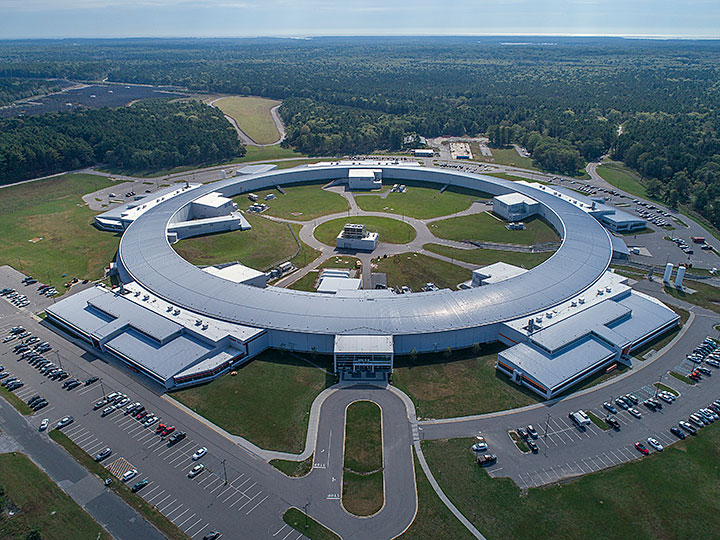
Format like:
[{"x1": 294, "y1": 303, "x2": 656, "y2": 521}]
[
  {"x1": 544, "y1": 412, "x2": 551, "y2": 439},
  {"x1": 222, "y1": 459, "x2": 228, "y2": 485},
  {"x1": 55, "y1": 350, "x2": 62, "y2": 370},
  {"x1": 99, "y1": 377, "x2": 106, "y2": 397}
]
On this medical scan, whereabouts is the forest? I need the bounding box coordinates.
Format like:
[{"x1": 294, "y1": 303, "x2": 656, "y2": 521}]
[
  {"x1": 0, "y1": 100, "x2": 243, "y2": 183},
  {"x1": 1, "y1": 37, "x2": 720, "y2": 225}
]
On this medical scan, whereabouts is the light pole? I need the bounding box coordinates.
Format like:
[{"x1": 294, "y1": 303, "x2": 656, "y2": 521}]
[
  {"x1": 55, "y1": 350, "x2": 62, "y2": 370},
  {"x1": 544, "y1": 412, "x2": 551, "y2": 439},
  {"x1": 304, "y1": 502, "x2": 309, "y2": 530},
  {"x1": 99, "y1": 377, "x2": 106, "y2": 397},
  {"x1": 222, "y1": 459, "x2": 228, "y2": 485}
]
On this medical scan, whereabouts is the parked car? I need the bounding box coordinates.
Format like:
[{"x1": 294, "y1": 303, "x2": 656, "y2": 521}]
[
  {"x1": 527, "y1": 425, "x2": 538, "y2": 438},
  {"x1": 605, "y1": 416, "x2": 620, "y2": 429},
  {"x1": 101, "y1": 405, "x2": 117, "y2": 417},
  {"x1": 670, "y1": 426, "x2": 686, "y2": 439},
  {"x1": 517, "y1": 427, "x2": 529, "y2": 440},
  {"x1": 603, "y1": 402, "x2": 617, "y2": 414},
  {"x1": 55, "y1": 416, "x2": 73, "y2": 429},
  {"x1": 85, "y1": 376, "x2": 99, "y2": 386},
  {"x1": 647, "y1": 437, "x2": 663, "y2": 452},
  {"x1": 122, "y1": 469, "x2": 138, "y2": 482},
  {"x1": 202, "y1": 532, "x2": 221, "y2": 540},
  {"x1": 634, "y1": 442, "x2": 649, "y2": 455},
  {"x1": 39, "y1": 419, "x2": 49, "y2": 431},
  {"x1": 188, "y1": 464, "x2": 205, "y2": 478},
  {"x1": 168, "y1": 431, "x2": 186, "y2": 445},
  {"x1": 476, "y1": 454, "x2": 497, "y2": 466},
  {"x1": 131, "y1": 479, "x2": 149, "y2": 493},
  {"x1": 527, "y1": 440, "x2": 539, "y2": 453},
  {"x1": 192, "y1": 447, "x2": 208, "y2": 461},
  {"x1": 94, "y1": 448, "x2": 112, "y2": 462},
  {"x1": 679, "y1": 420, "x2": 697, "y2": 435}
]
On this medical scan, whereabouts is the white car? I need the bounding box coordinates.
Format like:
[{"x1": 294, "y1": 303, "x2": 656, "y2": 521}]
[
  {"x1": 188, "y1": 464, "x2": 204, "y2": 478},
  {"x1": 647, "y1": 437, "x2": 663, "y2": 452},
  {"x1": 122, "y1": 469, "x2": 138, "y2": 482},
  {"x1": 629, "y1": 408, "x2": 642, "y2": 419},
  {"x1": 39, "y1": 419, "x2": 49, "y2": 431},
  {"x1": 471, "y1": 440, "x2": 488, "y2": 452},
  {"x1": 192, "y1": 447, "x2": 208, "y2": 461}
]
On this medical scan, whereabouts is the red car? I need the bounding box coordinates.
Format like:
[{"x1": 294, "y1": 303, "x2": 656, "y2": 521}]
[
  {"x1": 634, "y1": 442, "x2": 649, "y2": 455},
  {"x1": 156, "y1": 423, "x2": 166, "y2": 433},
  {"x1": 161, "y1": 426, "x2": 175, "y2": 436},
  {"x1": 136, "y1": 410, "x2": 148, "y2": 420}
]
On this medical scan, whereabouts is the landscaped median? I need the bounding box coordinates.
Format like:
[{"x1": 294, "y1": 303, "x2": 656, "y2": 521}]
[
  {"x1": 283, "y1": 507, "x2": 339, "y2": 540},
  {"x1": 0, "y1": 385, "x2": 33, "y2": 415},
  {"x1": 270, "y1": 455, "x2": 314, "y2": 477},
  {"x1": 342, "y1": 401, "x2": 384, "y2": 516},
  {"x1": 49, "y1": 429, "x2": 190, "y2": 540}
]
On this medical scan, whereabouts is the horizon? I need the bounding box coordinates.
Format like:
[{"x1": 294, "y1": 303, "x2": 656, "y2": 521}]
[{"x1": 1, "y1": 0, "x2": 719, "y2": 40}]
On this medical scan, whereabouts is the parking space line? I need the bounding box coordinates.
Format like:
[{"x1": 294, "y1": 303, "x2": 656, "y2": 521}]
[
  {"x1": 178, "y1": 513, "x2": 196, "y2": 528},
  {"x1": 158, "y1": 497, "x2": 177, "y2": 512},
  {"x1": 190, "y1": 523, "x2": 210, "y2": 539},
  {"x1": 141, "y1": 485, "x2": 161, "y2": 498},
  {"x1": 237, "y1": 491, "x2": 260, "y2": 511},
  {"x1": 228, "y1": 495, "x2": 244, "y2": 508},
  {"x1": 184, "y1": 518, "x2": 203, "y2": 534},
  {"x1": 209, "y1": 480, "x2": 227, "y2": 494},
  {"x1": 165, "y1": 502, "x2": 184, "y2": 518},
  {"x1": 246, "y1": 494, "x2": 268, "y2": 515},
  {"x1": 172, "y1": 507, "x2": 190, "y2": 522},
  {"x1": 145, "y1": 489, "x2": 166, "y2": 504}
]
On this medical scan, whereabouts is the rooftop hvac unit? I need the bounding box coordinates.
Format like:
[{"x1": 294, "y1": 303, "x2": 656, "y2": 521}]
[
  {"x1": 546, "y1": 311, "x2": 553, "y2": 319},
  {"x1": 536, "y1": 316, "x2": 543, "y2": 323},
  {"x1": 597, "y1": 289, "x2": 604, "y2": 295},
  {"x1": 134, "y1": 291, "x2": 141, "y2": 297},
  {"x1": 606, "y1": 286, "x2": 612, "y2": 293},
  {"x1": 195, "y1": 319, "x2": 202, "y2": 326},
  {"x1": 167, "y1": 306, "x2": 173, "y2": 312},
  {"x1": 202, "y1": 324, "x2": 208, "y2": 330},
  {"x1": 143, "y1": 295, "x2": 149, "y2": 301},
  {"x1": 173, "y1": 309, "x2": 180, "y2": 315},
  {"x1": 578, "y1": 297, "x2": 585, "y2": 304},
  {"x1": 571, "y1": 301, "x2": 578, "y2": 307}
]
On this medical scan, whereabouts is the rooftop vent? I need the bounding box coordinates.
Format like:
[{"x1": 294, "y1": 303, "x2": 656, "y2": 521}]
[{"x1": 173, "y1": 309, "x2": 180, "y2": 316}]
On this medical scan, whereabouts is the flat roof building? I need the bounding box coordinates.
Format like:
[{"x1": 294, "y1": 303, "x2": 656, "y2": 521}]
[
  {"x1": 493, "y1": 192, "x2": 540, "y2": 221},
  {"x1": 347, "y1": 169, "x2": 382, "y2": 190},
  {"x1": 336, "y1": 223, "x2": 379, "y2": 252}
]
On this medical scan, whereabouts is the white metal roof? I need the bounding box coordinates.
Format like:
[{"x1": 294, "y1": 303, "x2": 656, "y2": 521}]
[{"x1": 334, "y1": 335, "x2": 394, "y2": 354}]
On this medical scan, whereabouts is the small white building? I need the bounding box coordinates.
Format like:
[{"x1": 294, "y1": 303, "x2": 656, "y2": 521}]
[
  {"x1": 336, "y1": 223, "x2": 379, "y2": 251},
  {"x1": 317, "y1": 276, "x2": 362, "y2": 294},
  {"x1": 493, "y1": 192, "x2": 540, "y2": 221},
  {"x1": 347, "y1": 169, "x2": 382, "y2": 190},
  {"x1": 470, "y1": 262, "x2": 528, "y2": 287},
  {"x1": 191, "y1": 192, "x2": 238, "y2": 219},
  {"x1": 202, "y1": 263, "x2": 267, "y2": 288}
]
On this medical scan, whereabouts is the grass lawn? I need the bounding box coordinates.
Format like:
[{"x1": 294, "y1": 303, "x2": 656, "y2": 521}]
[
  {"x1": 236, "y1": 182, "x2": 348, "y2": 221},
  {"x1": 172, "y1": 350, "x2": 333, "y2": 453},
  {"x1": 392, "y1": 343, "x2": 540, "y2": 420},
  {"x1": 354, "y1": 182, "x2": 489, "y2": 219},
  {"x1": 342, "y1": 401, "x2": 384, "y2": 517},
  {"x1": 0, "y1": 453, "x2": 111, "y2": 540},
  {"x1": 174, "y1": 214, "x2": 314, "y2": 271},
  {"x1": 238, "y1": 145, "x2": 309, "y2": 162},
  {"x1": 314, "y1": 216, "x2": 416, "y2": 246},
  {"x1": 473, "y1": 146, "x2": 538, "y2": 171},
  {"x1": 670, "y1": 371, "x2": 695, "y2": 386},
  {"x1": 423, "y1": 243, "x2": 553, "y2": 269},
  {"x1": 270, "y1": 455, "x2": 313, "y2": 477},
  {"x1": 423, "y1": 424, "x2": 720, "y2": 540},
  {"x1": 283, "y1": 507, "x2": 340, "y2": 540},
  {"x1": 49, "y1": 430, "x2": 187, "y2": 540},
  {"x1": 596, "y1": 161, "x2": 649, "y2": 200},
  {"x1": 373, "y1": 252, "x2": 471, "y2": 291},
  {"x1": 654, "y1": 382, "x2": 680, "y2": 396},
  {"x1": 398, "y1": 452, "x2": 474, "y2": 540},
  {"x1": 214, "y1": 96, "x2": 281, "y2": 145},
  {"x1": 587, "y1": 411, "x2": 610, "y2": 430},
  {"x1": 288, "y1": 271, "x2": 319, "y2": 291},
  {"x1": 319, "y1": 256, "x2": 361, "y2": 269},
  {"x1": 0, "y1": 173, "x2": 120, "y2": 291},
  {"x1": 664, "y1": 282, "x2": 720, "y2": 314},
  {"x1": 429, "y1": 213, "x2": 559, "y2": 246}
]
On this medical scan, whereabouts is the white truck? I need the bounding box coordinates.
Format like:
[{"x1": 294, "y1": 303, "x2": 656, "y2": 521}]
[{"x1": 569, "y1": 410, "x2": 591, "y2": 427}]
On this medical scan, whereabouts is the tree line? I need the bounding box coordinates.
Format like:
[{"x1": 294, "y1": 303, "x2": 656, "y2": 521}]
[{"x1": 0, "y1": 100, "x2": 243, "y2": 183}]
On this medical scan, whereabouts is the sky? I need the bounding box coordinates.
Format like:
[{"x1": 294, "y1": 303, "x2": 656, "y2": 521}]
[{"x1": 0, "y1": 0, "x2": 719, "y2": 40}]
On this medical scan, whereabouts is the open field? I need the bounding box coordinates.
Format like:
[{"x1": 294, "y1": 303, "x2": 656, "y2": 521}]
[
  {"x1": 0, "y1": 173, "x2": 119, "y2": 291},
  {"x1": 423, "y1": 243, "x2": 553, "y2": 269},
  {"x1": 172, "y1": 350, "x2": 333, "y2": 453},
  {"x1": 174, "y1": 214, "x2": 316, "y2": 271},
  {"x1": 372, "y1": 252, "x2": 471, "y2": 291},
  {"x1": 239, "y1": 145, "x2": 309, "y2": 162},
  {"x1": 596, "y1": 161, "x2": 649, "y2": 199},
  {"x1": 283, "y1": 508, "x2": 340, "y2": 540},
  {"x1": 398, "y1": 452, "x2": 473, "y2": 540},
  {"x1": 354, "y1": 182, "x2": 490, "y2": 219},
  {"x1": 429, "y1": 213, "x2": 559, "y2": 245},
  {"x1": 237, "y1": 182, "x2": 348, "y2": 221},
  {"x1": 0, "y1": 453, "x2": 111, "y2": 540},
  {"x1": 423, "y1": 425, "x2": 720, "y2": 540},
  {"x1": 473, "y1": 146, "x2": 538, "y2": 171},
  {"x1": 319, "y1": 256, "x2": 362, "y2": 269},
  {"x1": 214, "y1": 96, "x2": 281, "y2": 145},
  {"x1": 288, "y1": 271, "x2": 319, "y2": 291},
  {"x1": 664, "y1": 282, "x2": 720, "y2": 314},
  {"x1": 314, "y1": 216, "x2": 416, "y2": 246},
  {"x1": 49, "y1": 430, "x2": 188, "y2": 540},
  {"x1": 342, "y1": 401, "x2": 384, "y2": 516},
  {"x1": 392, "y1": 343, "x2": 540, "y2": 419},
  {"x1": 485, "y1": 171, "x2": 547, "y2": 183}
]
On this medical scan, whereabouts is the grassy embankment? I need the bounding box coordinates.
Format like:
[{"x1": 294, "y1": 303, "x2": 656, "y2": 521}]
[
  {"x1": 174, "y1": 213, "x2": 320, "y2": 271},
  {"x1": 283, "y1": 508, "x2": 340, "y2": 540},
  {"x1": 429, "y1": 213, "x2": 559, "y2": 245},
  {"x1": 342, "y1": 401, "x2": 384, "y2": 516},
  {"x1": 214, "y1": 96, "x2": 282, "y2": 145},
  {"x1": 49, "y1": 430, "x2": 188, "y2": 540},
  {"x1": 423, "y1": 427, "x2": 720, "y2": 540},
  {"x1": 372, "y1": 252, "x2": 471, "y2": 291},
  {"x1": 0, "y1": 452, "x2": 111, "y2": 540},
  {"x1": 172, "y1": 350, "x2": 333, "y2": 453},
  {"x1": 354, "y1": 182, "x2": 490, "y2": 219},
  {"x1": 0, "y1": 173, "x2": 119, "y2": 291},
  {"x1": 314, "y1": 216, "x2": 416, "y2": 246},
  {"x1": 423, "y1": 243, "x2": 553, "y2": 269}
]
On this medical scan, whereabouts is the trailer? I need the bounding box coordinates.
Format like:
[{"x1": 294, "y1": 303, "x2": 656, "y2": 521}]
[{"x1": 569, "y1": 410, "x2": 591, "y2": 427}]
